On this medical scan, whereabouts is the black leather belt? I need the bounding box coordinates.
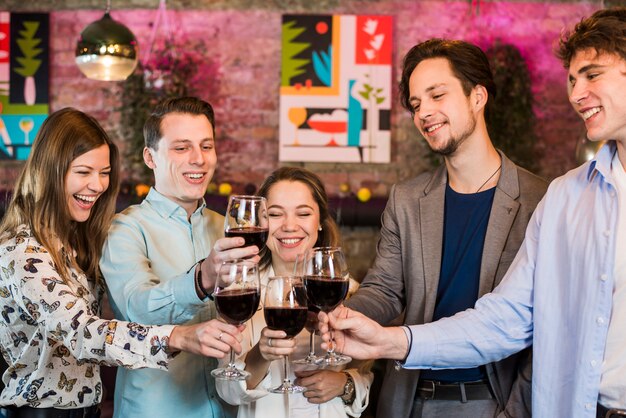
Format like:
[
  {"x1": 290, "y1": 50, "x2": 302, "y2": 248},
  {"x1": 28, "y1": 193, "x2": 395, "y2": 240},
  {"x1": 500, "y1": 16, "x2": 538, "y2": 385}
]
[
  {"x1": 597, "y1": 403, "x2": 626, "y2": 418},
  {"x1": 416, "y1": 379, "x2": 493, "y2": 403},
  {"x1": 4, "y1": 405, "x2": 100, "y2": 418}
]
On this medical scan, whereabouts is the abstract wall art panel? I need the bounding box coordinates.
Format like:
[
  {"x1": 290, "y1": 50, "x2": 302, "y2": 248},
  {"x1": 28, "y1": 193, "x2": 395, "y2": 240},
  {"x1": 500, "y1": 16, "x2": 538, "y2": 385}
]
[
  {"x1": 0, "y1": 12, "x2": 49, "y2": 161},
  {"x1": 279, "y1": 14, "x2": 392, "y2": 163}
]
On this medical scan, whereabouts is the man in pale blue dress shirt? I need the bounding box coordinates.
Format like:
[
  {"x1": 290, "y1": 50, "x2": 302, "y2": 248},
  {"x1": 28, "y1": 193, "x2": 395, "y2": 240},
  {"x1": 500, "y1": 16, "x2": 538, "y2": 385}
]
[
  {"x1": 100, "y1": 97, "x2": 258, "y2": 418},
  {"x1": 319, "y1": 8, "x2": 626, "y2": 418}
]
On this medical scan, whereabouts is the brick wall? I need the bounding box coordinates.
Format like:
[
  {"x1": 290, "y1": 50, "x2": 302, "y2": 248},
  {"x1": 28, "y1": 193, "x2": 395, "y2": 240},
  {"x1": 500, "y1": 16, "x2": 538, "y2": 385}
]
[{"x1": 1, "y1": 0, "x2": 601, "y2": 277}]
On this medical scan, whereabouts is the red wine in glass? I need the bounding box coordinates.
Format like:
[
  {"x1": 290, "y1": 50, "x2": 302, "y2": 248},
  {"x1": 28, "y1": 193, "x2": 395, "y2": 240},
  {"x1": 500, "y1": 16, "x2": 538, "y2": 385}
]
[
  {"x1": 303, "y1": 247, "x2": 351, "y2": 366},
  {"x1": 224, "y1": 195, "x2": 268, "y2": 251},
  {"x1": 264, "y1": 307, "x2": 308, "y2": 338},
  {"x1": 215, "y1": 289, "x2": 260, "y2": 325},
  {"x1": 211, "y1": 259, "x2": 260, "y2": 381},
  {"x1": 303, "y1": 275, "x2": 349, "y2": 313},
  {"x1": 225, "y1": 226, "x2": 268, "y2": 250},
  {"x1": 304, "y1": 305, "x2": 320, "y2": 333}
]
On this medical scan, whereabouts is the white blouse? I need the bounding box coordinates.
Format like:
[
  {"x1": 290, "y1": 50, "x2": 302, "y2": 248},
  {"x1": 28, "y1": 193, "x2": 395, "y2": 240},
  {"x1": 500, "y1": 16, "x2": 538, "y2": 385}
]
[
  {"x1": 0, "y1": 227, "x2": 175, "y2": 408},
  {"x1": 216, "y1": 267, "x2": 373, "y2": 418}
]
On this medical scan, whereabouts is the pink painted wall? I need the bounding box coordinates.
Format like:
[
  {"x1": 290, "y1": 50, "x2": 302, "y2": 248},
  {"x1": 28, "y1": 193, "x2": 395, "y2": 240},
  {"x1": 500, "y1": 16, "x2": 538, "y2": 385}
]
[{"x1": 0, "y1": 1, "x2": 600, "y2": 191}]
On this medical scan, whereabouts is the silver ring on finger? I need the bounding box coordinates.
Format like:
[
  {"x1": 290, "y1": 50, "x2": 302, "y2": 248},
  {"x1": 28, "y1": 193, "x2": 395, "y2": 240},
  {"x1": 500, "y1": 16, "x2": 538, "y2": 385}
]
[
  {"x1": 268, "y1": 337, "x2": 273, "y2": 347},
  {"x1": 218, "y1": 332, "x2": 224, "y2": 341}
]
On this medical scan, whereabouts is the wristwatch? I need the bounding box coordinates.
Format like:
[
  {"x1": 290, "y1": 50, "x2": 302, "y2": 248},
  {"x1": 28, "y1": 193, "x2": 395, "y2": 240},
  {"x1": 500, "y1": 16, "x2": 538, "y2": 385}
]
[{"x1": 340, "y1": 372, "x2": 356, "y2": 405}]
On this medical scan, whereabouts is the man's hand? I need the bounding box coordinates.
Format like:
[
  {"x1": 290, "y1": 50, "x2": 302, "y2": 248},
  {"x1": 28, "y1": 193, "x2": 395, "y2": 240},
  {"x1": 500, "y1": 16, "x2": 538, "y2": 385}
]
[
  {"x1": 318, "y1": 305, "x2": 409, "y2": 361},
  {"x1": 294, "y1": 369, "x2": 347, "y2": 404},
  {"x1": 199, "y1": 237, "x2": 260, "y2": 295}
]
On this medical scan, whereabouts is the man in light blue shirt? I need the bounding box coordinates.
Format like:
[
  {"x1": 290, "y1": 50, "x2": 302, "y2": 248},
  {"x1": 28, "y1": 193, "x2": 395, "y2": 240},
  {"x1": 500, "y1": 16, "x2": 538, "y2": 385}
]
[
  {"x1": 319, "y1": 8, "x2": 626, "y2": 418},
  {"x1": 100, "y1": 97, "x2": 258, "y2": 418}
]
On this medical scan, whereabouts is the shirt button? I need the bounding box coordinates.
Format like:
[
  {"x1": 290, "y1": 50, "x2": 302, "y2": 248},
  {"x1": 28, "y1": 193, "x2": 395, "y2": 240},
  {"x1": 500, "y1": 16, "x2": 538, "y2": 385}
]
[
  {"x1": 604, "y1": 230, "x2": 611, "y2": 237},
  {"x1": 600, "y1": 274, "x2": 608, "y2": 281},
  {"x1": 591, "y1": 360, "x2": 597, "y2": 366},
  {"x1": 597, "y1": 317, "x2": 605, "y2": 325},
  {"x1": 586, "y1": 403, "x2": 594, "y2": 410}
]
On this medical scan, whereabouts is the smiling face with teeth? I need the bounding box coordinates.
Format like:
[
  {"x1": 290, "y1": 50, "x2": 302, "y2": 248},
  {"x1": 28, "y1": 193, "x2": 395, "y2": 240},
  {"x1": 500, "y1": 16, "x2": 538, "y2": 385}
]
[
  {"x1": 568, "y1": 49, "x2": 626, "y2": 144},
  {"x1": 265, "y1": 180, "x2": 321, "y2": 275},
  {"x1": 144, "y1": 112, "x2": 216, "y2": 218},
  {"x1": 65, "y1": 144, "x2": 111, "y2": 223},
  {"x1": 408, "y1": 58, "x2": 481, "y2": 156}
]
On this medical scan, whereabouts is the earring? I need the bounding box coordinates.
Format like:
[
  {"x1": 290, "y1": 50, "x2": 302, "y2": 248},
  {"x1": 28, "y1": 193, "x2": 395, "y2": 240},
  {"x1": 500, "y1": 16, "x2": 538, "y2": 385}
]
[{"x1": 318, "y1": 226, "x2": 323, "y2": 231}]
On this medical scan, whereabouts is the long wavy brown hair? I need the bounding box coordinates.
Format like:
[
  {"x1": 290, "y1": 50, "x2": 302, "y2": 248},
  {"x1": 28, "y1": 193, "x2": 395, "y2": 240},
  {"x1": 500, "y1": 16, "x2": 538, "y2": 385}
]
[
  {"x1": 256, "y1": 167, "x2": 340, "y2": 272},
  {"x1": 0, "y1": 108, "x2": 120, "y2": 284}
]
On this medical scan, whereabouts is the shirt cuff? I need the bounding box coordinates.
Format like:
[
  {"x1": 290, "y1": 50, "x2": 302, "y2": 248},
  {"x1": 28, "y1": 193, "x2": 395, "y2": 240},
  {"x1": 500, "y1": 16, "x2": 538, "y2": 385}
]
[
  {"x1": 174, "y1": 269, "x2": 209, "y2": 307},
  {"x1": 402, "y1": 325, "x2": 439, "y2": 369}
]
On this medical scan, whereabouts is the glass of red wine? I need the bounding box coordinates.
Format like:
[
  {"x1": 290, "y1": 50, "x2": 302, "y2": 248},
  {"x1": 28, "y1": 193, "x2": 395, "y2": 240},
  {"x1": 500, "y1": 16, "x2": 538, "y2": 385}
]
[
  {"x1": 292, "y1": 253, "x2": 321, "y2": 365},
  {"x1": 224, "y1": 195, "x2": 269, "y2": 250},
  {"x1": 303, "y1": 247, "x2": 352, "y2": 366},
  {"x1": 211, "y1": 259, "x2": 261, "y2": 381},
  {"x1": 264, "y1": 276, "x2": 308, "y2": 394}
]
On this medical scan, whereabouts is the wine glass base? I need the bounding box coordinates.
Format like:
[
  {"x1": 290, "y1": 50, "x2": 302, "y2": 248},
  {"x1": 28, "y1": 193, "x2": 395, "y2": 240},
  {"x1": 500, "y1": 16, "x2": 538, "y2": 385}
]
[
  {"x1": 319, "y1": 353, "x2": 352, "y2": 367},
  {"x1": 211, "y1": 367, "x2": 250, "y2": 381},
  {"x1": 293, "y1": 355, "x2": 324, "y2": 365},
  {"x1": 269, "y1": 383, "x2": 306, "y2": 394}
]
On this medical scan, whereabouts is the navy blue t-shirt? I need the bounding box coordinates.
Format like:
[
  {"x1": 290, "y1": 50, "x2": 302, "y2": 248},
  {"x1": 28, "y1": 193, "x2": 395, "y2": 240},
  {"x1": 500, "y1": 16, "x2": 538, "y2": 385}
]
[{"x1": 420, "y1": 183, "x2": 496, "y2": 383}]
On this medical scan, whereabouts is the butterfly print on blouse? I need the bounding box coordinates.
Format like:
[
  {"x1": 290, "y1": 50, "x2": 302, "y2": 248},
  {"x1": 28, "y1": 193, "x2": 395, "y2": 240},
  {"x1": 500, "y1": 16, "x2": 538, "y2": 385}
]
[
  {"x1": 0, "y1": 286, "x2": 11, "y2": 298},
  {"x1": 23, "y1": 258, "x2": 43, "y2": 273},
  {"x1": 150, "y1": 335, "x2": 169, "y2": 356},
  {"x1": 7, "y1": 363, "x2": 27, "y2": 380},
  {"x1": 2, "y1": 305, "x2": 15, "y2": 323},
  {"x1": 24, "y1": 245, "x2": 46, "y2": 254},
  {"x1": 77, "y1": 386, "x2": 92, "y2": 403},
  {"x1": 97, "y1": 321, "x2": 117, "y2": 345},
  {"x1": 1, "y1": 260, "x2": 15, "y2": 280},
  {"x1": 11, "y1": 331, "x2": 28, "y2": 347},
  {"x1": 50, "y1": 322, "x2": 68, "y2": 340},
  {"x1": 41, "y1": 277, "x2": 64, "y2": 293},
  {"x1": 127, "y1": 322, "x2": 149, "y2": 341},
  {"x1": 52, "y1": 345, "x2": 71, "y2": 366},
  {"x1": 22, "y1": 377, "x2": 44, "y2": 403},
  {"x1": 21, "y1": 296, "x2": 40, "y2": 321},
  {"x1": 70, "y1": 310, "x2": 84, "y2": 330},
  {"x1": 40, "y1": 299, "x2": 60, "y2": 313},
  {"x1": 57, "y1": 372, "x2": 77, "y2": 392}
]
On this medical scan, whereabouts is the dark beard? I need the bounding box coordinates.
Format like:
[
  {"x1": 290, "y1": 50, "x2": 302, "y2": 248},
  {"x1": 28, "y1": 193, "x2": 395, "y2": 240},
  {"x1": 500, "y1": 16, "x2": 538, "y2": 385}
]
[{"x1": 429, "y1": 113, "x2": 477, "y2": 156}]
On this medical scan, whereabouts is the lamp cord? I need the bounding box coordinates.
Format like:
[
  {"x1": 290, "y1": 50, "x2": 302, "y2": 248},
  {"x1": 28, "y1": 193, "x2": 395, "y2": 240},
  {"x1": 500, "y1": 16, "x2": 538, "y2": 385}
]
[{"x1": 105, "y1": 0, "x2": 111, "y2": 14}]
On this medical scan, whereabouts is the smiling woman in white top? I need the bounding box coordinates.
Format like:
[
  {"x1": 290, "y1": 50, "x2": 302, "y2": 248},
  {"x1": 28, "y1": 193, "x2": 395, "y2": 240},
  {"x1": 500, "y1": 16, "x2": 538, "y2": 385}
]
[{"x1": 216, "y1": 167, "x2": 372, "y2": 418}]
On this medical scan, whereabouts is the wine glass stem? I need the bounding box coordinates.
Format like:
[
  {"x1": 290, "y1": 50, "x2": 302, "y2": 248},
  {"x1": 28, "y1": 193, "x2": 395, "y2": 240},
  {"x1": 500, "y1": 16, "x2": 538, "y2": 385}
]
[
  {"x1": 228, "y1": 348, "x2": 236, "y2": 369},
  {"x1": 308, "y1": 331, "x2": 315, "y2": 356},
  {"x1": 328, "y1": 327, "x2": 336, "y2": 355},
  {"x1": 282, "y1": 355, "x2": 290, "y2": 386}
]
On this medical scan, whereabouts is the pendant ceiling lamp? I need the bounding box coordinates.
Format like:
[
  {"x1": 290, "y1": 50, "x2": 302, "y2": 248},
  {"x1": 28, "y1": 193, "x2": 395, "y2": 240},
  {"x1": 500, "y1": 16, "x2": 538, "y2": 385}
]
[{"x1": 75, "y1": 0, "x2": 138, "y2": 81}]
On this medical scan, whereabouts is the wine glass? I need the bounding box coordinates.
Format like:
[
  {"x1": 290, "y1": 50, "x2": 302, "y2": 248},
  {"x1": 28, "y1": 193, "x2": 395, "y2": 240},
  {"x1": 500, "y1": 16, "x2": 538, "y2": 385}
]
[
  {"x1": 303, "y1": 247, "x2": 352, "y2": 366},
  {"x1": 264, "y1": 276, "x2": 308, "y2": 394},
  {"x1": 224, "y1": 195, "x2": 269, "y2": 251},
  {"x1": 211, "y1": 259, "x2": 261, "y2": 381},
  {"x1": 292, "y1": 253, "x2": 321, "y2": 365}
]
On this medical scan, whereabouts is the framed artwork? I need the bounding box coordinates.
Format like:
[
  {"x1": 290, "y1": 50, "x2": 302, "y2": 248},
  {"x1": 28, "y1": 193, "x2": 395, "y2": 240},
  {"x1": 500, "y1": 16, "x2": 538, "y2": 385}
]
[
  {"x1": 0, "y1": 12, "x2": 49, "y2": 161},
  {"x1": 279, "y1": 14, "x2": 392, "y2": 163}
]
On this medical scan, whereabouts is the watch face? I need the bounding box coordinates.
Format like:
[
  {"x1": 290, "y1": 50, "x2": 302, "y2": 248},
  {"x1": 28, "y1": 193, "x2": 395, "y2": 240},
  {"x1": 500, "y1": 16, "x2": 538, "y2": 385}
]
[{"x1": 341, "y1": 374, "x2": 356, "y2": 404}]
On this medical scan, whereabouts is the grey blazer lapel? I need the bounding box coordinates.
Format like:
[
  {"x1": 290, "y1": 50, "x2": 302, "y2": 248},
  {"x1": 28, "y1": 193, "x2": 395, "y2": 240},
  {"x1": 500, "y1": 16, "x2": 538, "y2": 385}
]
[
  {"x1": 419, "y1": 166, "x2": 447, "y2": 322},
  {"x1": 478, "y1": 152, "x2": 521, "y2": 297}
]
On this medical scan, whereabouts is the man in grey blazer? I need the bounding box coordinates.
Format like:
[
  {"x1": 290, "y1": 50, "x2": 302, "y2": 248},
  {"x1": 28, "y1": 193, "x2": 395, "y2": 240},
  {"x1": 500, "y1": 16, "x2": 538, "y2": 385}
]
[{"x1": 346, "y1": 39, "x2": 547, "y2": 418}]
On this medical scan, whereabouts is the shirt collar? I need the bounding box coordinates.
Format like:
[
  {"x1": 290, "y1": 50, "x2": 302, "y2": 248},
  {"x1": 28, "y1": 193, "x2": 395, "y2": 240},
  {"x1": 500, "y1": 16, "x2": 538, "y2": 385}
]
[
  {"x1": 587, "y1": 140, "x2": 618, "y2": 184},
  {"x1": 145, "y1": 187, "x2": 207, "y2": 219}
]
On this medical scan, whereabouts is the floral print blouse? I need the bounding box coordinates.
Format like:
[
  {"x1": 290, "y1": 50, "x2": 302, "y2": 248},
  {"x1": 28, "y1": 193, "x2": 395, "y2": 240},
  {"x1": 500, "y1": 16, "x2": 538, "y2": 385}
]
[{"x1": 0, "y1": 227, "x2": 176, "y2": 408}]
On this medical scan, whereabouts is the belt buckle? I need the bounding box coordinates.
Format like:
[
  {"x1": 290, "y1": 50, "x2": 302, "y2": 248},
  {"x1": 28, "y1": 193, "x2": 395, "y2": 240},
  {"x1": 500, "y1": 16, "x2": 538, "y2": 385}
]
[
  {"x1": 420, "y1": 380, "x2": 436, "y2": 400},
  {"x1": 606, "y1": 409, "x2": 626, "y2": 418}
]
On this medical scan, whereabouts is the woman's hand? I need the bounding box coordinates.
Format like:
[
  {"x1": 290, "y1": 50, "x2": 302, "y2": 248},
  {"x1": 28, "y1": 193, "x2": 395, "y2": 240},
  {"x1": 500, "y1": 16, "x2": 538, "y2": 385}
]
[
  {"x1": 258, "y1": 327, "x2": 296, "y2": 361},
  {"x1": 294, "y1": 369, "x2": 347, "y2": 404},
  {"x1": 169, "y1": 319, "x2": 244, "y2": 358}
]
